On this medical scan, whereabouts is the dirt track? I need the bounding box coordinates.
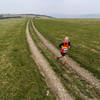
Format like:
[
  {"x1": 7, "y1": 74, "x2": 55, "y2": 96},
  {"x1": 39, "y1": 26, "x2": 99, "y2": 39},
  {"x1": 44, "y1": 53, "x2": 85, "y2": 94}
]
[
  {"x1": 26, "y1": 21, "x2": 73, "y2": 100},
  {"x1": 31, "y1": 21, "x2": 100, "y2": 92}
]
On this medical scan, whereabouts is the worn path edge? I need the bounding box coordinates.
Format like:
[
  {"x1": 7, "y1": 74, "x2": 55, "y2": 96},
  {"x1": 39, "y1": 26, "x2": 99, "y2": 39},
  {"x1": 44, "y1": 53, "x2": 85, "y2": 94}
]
[{"x1": 26, "y1": 21, "x2": 73, "y2": 100}]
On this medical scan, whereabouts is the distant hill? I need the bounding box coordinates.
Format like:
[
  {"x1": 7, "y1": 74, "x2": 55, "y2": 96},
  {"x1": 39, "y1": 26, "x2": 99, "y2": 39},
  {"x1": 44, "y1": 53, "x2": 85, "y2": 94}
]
[
  {"x1": 0, "y1": 14, "x2": 53, "y2": 19},
  {"x1": 1, "y1": 14, "x2": 100, "y2": 19}
]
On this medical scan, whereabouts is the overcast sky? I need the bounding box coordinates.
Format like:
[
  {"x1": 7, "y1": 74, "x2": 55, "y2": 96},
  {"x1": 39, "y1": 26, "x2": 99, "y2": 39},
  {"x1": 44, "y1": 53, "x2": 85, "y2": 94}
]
[{"x1": 0, "y1": 0, "x2": 100, "y2": 17}]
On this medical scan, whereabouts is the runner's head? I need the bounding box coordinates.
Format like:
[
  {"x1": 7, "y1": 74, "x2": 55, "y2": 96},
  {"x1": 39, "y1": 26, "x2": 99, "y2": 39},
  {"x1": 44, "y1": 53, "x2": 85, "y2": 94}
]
[{"x1": 64, "y1": 36, "x2": 69, "y2": 43}]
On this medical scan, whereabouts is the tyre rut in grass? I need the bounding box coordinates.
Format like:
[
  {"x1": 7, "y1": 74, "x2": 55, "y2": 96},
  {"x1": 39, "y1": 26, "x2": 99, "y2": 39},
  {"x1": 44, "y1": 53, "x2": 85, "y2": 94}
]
[{"x1": 27, "y1": 21, "x2": 73, "y2": 100}]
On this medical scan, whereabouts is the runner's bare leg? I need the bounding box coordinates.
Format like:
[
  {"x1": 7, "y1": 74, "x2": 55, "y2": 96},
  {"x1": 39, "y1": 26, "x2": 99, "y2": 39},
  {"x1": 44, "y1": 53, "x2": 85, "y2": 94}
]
[{"x1": 62, "y1": 56, "x2": 67, "y2": 69}]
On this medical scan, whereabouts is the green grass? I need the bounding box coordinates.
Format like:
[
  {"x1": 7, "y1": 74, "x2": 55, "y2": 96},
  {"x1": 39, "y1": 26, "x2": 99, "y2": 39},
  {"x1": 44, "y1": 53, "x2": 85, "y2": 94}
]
[
  {"x1": 29, "y1": 20, "x2": 100, "y2": 100},
  {"x1": 34, "y1": 18, "x2": 100, "y2": 79},
  {"x1": 0, "y1": 19, "x2": 55, "y2": 100}
]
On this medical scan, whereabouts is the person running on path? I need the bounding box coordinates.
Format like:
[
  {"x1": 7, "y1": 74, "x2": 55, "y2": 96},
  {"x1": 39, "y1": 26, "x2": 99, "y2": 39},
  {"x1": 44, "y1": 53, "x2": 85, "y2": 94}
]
[{"x1": 57, "y1": 36, "x2": 71, "y2": 69}]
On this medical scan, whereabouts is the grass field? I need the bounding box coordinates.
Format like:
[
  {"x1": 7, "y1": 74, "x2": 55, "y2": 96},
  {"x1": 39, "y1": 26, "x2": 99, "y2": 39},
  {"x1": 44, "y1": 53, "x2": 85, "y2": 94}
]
[
  {"x1": 29, "y1": 20, "x2": 100, "y2": 100},
  {"x1": 0, "y1": 19, "x2": 55, "y2": 100},
  {"x1": 34, "y1": 18, "x2": 100, "y2": 79}
]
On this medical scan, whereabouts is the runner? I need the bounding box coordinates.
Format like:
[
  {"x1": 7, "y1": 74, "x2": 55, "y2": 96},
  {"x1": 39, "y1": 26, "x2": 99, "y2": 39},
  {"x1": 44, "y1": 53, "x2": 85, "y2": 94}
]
[{"x1": 57, "y1": 36, "x2": 71, "y2": 69}]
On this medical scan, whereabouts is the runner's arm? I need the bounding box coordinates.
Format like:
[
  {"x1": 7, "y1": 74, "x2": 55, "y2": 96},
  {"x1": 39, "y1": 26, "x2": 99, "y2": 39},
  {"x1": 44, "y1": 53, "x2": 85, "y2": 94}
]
[
  {"x1": 68, "y1": 42, "x2": 71, "y2": 48},
  {"x1": 59, "y1": 42, "x2": 64, "y2": 48}
]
